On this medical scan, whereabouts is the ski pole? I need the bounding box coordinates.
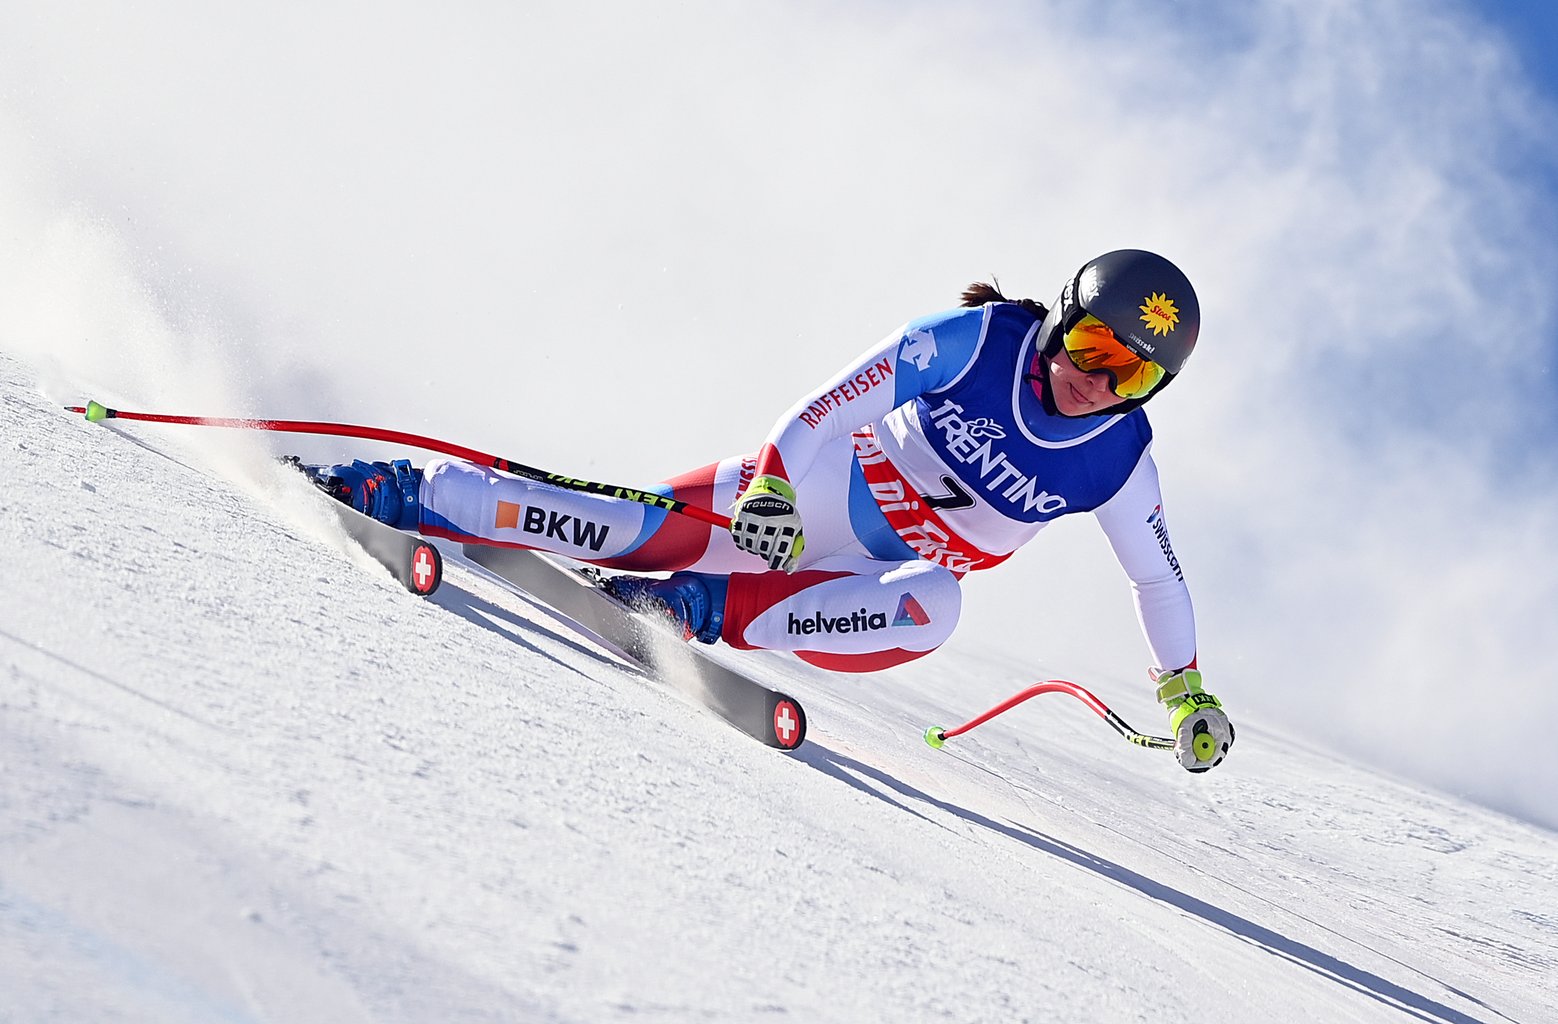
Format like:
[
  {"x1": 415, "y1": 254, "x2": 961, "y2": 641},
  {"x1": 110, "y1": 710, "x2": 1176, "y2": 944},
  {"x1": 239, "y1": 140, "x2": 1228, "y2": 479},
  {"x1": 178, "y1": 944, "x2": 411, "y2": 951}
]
[
  {"x1": 924, "y1": 679, "x2": 1174, "y2": 751},
  {"x1": 66, "y1": 400, "x2": 734, "y2": 530}
]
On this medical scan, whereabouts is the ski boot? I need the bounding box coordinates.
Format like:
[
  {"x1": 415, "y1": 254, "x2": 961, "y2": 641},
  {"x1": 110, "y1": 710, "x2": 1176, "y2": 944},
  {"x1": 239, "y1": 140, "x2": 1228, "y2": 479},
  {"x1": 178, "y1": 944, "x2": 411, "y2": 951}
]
[
  {"x1": 285, "y1": 456, "x2": 423, "y2": 530},
  {"x1": 602, "y1": 572, "x2": 726, "y2": 644}
]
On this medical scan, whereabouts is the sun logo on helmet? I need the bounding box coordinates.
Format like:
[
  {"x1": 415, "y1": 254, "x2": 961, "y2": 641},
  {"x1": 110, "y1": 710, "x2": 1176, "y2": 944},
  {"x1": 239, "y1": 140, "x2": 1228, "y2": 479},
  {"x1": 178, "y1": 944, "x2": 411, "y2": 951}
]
[{"x1": 1139, "y1": 293, "x2": 1179, "y2": 336}]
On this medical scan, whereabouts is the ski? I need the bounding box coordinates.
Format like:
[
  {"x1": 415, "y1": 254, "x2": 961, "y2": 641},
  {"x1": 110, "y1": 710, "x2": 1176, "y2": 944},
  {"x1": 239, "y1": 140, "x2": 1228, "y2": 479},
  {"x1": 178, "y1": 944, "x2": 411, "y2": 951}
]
[
  {"x1": 462, "y1": 545, "x2": 807, "y2": 751},
  {"x1": 281, "y1": 457, "x2": 443, "y2": 597},
  {"x1": 321, "y1": 498, "x2": 444, "y2": 597}
]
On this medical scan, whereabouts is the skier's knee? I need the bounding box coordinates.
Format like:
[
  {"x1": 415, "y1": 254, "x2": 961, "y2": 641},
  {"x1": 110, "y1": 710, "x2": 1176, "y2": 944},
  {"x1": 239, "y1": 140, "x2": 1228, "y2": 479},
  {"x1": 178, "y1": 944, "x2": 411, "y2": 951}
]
[
  {"x1": 811, "y1": 566, "x2": 959, "y2": 674},
  {"x1": 723, "y1": 558, "x2": 961, "y2": 668}
]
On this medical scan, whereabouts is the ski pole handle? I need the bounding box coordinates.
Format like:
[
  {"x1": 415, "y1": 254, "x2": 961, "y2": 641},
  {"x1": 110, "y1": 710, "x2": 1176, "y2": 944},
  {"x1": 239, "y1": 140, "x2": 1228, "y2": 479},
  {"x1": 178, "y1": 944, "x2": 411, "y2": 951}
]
[
  {"x1": 67, "y1": 400, "x2": 734, "y2": 530},
  {"x1": 925, "y1": 679, "x2": 1174, "y2": 751}
]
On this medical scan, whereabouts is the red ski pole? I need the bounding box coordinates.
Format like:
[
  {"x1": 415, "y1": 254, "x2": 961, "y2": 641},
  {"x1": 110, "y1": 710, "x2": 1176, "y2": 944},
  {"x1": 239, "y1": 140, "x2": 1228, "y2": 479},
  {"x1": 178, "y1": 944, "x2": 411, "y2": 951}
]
[
  {"x1": 924, "y1": 679, "x2": 1174, "y2": 751},
  {"x1": 67, "y1": 400, "x2": 734, "y2": 530}
]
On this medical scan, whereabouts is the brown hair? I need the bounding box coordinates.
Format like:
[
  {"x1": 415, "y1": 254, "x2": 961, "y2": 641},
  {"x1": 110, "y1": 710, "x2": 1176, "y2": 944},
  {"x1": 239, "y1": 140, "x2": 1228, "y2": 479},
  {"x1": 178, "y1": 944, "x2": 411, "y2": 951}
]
[{"x1": 959, "y1": 280, "x2": 1047, "y2": 319}]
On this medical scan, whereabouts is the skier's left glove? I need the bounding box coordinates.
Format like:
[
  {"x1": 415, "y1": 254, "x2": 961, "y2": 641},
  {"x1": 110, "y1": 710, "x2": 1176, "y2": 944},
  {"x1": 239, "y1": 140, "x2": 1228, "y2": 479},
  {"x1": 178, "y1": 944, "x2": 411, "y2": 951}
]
[
  {"x1": 1154, "y1": 668, "x2": 1234, "y2": 772},
  {"x1": 730, "y1": 474, "x2": 806, "y2": 572}
]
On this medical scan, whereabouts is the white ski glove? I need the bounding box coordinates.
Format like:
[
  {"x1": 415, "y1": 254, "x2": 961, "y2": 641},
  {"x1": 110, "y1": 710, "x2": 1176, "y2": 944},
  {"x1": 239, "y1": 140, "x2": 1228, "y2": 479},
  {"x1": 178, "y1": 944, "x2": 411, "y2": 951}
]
[
  {"x1": 1154, "y1": 668, "x2": 1234, "y2": 772},
  {"x1": 730, "y1": 474, "x2": 806, "y2": 572}
]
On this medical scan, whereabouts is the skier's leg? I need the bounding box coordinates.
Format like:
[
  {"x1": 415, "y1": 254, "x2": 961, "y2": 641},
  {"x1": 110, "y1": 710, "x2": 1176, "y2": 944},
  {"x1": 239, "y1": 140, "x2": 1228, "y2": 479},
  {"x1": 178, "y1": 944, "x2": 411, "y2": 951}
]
[
  {"x1": 414, "y1": 458, "x2": 660, "y2": 561},
  {"x1": 593, "y1": 438, "x2": 895, "y2": 575},
  {"x1": 416, "y1": 456, "x2": 752, "y2": 567},
  {"x1": 369, "y1": 445, "x2": 954, "y2": 667},
  {"x1": 721, "y1": 554, "x2": 961, "y2": 672},
  {"x1": 415, "y1": 435, "x2": 876, "y2": 572}
]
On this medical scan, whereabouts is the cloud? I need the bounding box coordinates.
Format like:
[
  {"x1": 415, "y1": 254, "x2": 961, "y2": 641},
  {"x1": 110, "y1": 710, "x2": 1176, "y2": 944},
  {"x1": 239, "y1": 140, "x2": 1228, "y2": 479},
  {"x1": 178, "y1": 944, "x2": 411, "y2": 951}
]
[{"x1": 2, "y1": 0, "x2": 1555, "y2": 826}]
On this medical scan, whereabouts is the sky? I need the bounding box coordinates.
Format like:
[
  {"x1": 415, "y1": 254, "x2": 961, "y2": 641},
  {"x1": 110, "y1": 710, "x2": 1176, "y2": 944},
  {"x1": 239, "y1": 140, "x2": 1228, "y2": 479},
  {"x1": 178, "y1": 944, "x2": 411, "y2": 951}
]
[
  {"x1": 1, "y1": 0, "x2": 1557, "y2": 828},
  {"x1": 1474, "y1": 1, "x2": 1558, "y2": 110}
]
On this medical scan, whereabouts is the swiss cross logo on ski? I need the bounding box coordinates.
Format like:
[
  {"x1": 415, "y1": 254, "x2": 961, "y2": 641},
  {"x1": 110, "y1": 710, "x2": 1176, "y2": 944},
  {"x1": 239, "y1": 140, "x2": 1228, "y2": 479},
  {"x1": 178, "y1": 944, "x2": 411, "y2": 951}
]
[
  {"x1": 411, "y1": 546, "x2": 439, "y2": 593},
  {"x1": 772, "y1": 699, "x2": 802, "y2": 748},
  {"x1": 494, "y1": 499, "x2": 611, "y2": 552}
]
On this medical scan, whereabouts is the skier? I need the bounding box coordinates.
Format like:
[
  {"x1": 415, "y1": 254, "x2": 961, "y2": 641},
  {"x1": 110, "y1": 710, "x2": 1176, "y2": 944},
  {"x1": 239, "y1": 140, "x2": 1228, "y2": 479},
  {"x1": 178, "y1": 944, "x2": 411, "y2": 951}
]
[{"x1": 309, "y1": 250, "x2": 1233, "y2": 771}]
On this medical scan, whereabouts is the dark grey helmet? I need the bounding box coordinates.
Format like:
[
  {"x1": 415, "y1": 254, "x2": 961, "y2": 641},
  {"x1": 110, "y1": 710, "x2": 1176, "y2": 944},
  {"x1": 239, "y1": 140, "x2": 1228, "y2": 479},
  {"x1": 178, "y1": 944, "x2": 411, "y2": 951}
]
[
  {"x1": 1034, "y1": 249, "x2": 1200, "y2": 414},
  {"x1": 1072, "y1": 249, "x2": 1199, "y2": 373}
]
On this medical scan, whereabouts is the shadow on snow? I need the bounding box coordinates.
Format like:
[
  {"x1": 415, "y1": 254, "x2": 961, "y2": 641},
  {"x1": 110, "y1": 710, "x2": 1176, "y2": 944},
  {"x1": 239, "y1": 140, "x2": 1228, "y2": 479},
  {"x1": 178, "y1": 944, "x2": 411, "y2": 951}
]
[
  {"x1": 799, "y1": 743, "x2": 1508, "y2": 1024},
  {"x1": 426, "y1": 575, "x2": 615, "y2": 680}
]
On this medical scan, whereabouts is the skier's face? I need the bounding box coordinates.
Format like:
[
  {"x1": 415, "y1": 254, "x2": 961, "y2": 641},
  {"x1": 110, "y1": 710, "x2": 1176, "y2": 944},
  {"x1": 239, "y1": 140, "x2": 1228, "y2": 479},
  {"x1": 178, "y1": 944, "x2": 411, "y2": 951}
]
[{"x1": 1048, "y1": 348, "x2": 1130, "y2": 417}]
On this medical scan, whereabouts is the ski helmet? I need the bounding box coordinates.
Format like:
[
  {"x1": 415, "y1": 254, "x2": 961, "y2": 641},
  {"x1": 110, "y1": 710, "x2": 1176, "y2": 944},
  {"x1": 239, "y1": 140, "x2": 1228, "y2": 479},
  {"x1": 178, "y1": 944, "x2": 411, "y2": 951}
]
[{"x1": 1034, "y1": 249, "x2": 1200, "y2": 415}]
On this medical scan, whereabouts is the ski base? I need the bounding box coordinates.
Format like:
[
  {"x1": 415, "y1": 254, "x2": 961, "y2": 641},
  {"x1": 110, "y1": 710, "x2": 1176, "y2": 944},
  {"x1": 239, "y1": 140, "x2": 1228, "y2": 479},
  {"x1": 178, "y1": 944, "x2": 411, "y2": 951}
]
[{"x1": 463, "y1": 545, "x2": 806, "y2": 751}]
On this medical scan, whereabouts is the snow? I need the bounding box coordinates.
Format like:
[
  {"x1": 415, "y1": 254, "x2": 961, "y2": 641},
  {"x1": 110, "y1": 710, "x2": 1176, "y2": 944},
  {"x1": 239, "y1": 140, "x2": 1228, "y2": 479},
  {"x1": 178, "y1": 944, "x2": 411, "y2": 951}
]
[{"x1": 3, "y1": 348, "x2": 1554, "y2": 1022}]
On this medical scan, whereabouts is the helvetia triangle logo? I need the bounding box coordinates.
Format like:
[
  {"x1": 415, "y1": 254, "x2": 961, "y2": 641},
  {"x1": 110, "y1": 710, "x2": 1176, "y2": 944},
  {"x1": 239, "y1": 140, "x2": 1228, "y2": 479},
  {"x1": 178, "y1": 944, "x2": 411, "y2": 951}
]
[{"x1": 893, "y1": 592, "x2": 930, "y2": 627}]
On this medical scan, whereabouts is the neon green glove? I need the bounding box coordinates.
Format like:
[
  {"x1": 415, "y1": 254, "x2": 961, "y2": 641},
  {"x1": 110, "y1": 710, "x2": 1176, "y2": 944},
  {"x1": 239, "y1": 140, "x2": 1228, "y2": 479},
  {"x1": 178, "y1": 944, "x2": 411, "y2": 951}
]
[
  {"x1": 1154, "y1": 668, "x2": 1234, "y2": 772},
  {"x1": 730, "y1": 474, "x2": 806, "y2": 572}
]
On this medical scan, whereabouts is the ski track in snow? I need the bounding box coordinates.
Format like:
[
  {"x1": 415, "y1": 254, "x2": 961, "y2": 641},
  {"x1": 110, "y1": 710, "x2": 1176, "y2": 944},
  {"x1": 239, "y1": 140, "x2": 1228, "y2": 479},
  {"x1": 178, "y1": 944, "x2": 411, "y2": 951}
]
[{"x1": 2, "y1": 348, "x2": 1555, "y2": 1023}]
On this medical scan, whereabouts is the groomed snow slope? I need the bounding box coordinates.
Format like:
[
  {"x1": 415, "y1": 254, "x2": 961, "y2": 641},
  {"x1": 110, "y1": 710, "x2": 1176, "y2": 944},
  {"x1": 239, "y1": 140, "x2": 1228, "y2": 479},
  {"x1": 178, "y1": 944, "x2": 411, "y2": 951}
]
[{"x1": 3, "y1": 347, "x2": 1554, "y2": 1023}]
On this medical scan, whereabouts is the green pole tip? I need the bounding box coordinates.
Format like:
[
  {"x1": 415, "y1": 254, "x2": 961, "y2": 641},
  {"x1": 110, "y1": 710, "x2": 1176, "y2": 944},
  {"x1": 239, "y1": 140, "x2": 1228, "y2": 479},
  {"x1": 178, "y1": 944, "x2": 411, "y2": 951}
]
[
  {"x1": 85, "y1": 400, "x2": 110, "y2": 422},
  {"x1": 924, "y1": 726, "x2": 947, "y2": 750},
  {"x1": 1193, "y1": 733, "x2": 1217, "y2": 762}
]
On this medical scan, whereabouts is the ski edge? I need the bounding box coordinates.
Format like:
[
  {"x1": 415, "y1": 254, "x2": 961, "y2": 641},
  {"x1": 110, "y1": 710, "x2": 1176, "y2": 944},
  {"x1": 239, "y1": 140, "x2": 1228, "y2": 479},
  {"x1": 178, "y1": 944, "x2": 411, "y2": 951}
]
[
  {"x1": 311, "y1": 486, "x2": 443, "y2": 596},
  {"x1": 278, "y1": 456, "x2": 443, "y2": 597}
]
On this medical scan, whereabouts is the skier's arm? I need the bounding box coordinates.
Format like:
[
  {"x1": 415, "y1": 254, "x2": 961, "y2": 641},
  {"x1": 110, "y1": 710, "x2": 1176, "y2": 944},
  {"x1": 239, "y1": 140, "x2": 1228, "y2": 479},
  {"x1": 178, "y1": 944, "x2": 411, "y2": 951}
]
[
  {"x1": 1090, "y1": 450, "x2": 1197, "y2": 672},
  {"x1": 732, "y1": 306, "x2": 988, "y2": 570},
  {"x1": 751, "y1": 306, "x2": 989, "y2": 483}
]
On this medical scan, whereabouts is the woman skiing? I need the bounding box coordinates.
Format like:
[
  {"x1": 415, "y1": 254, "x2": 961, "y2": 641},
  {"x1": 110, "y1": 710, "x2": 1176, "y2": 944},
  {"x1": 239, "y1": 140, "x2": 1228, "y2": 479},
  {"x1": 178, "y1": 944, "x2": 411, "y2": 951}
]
[{"x1": 312, "y1": 249, "x2": 1234, "y2": 771}]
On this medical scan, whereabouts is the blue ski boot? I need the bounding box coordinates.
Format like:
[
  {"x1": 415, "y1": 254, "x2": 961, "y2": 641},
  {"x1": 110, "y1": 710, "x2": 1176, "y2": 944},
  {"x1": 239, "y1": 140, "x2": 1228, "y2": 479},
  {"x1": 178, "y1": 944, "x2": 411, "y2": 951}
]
[
  {"x1": 602, "y1": 572, "x2": 726, "y2": 644},
  {"x1": 292, "y1": 458, "x2": 423, "y2": 530}
]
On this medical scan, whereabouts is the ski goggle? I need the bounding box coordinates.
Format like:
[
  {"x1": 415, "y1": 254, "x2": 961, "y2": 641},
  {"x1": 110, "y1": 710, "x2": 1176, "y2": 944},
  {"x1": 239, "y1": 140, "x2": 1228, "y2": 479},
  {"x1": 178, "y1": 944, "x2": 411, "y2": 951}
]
[{"x1": 1061, "y1": 313, "x2": 1167, "y2": 400}]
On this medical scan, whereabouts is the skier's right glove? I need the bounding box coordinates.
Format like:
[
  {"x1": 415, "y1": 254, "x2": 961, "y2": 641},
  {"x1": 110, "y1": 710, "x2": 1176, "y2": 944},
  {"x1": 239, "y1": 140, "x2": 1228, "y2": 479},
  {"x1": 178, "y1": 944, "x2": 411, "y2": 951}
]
[
  {"x1": 1154, "y1": 668, "x2": 1235, "y2": 773},
  {"x1": 730, "y1": 474, "x2": 806, "y2": 573}
]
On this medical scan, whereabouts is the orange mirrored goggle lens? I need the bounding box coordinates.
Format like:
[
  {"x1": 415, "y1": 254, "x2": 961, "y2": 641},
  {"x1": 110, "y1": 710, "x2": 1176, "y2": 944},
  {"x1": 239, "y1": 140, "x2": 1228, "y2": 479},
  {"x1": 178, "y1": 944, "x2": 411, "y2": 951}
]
[{"x1": 1061, "y1": 314, "x2": 1166, "y2": 400}]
